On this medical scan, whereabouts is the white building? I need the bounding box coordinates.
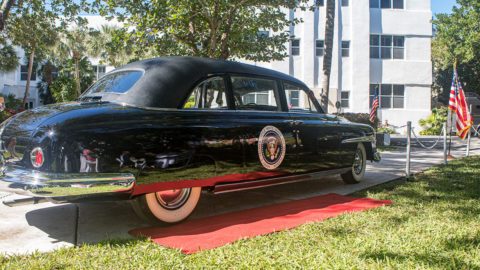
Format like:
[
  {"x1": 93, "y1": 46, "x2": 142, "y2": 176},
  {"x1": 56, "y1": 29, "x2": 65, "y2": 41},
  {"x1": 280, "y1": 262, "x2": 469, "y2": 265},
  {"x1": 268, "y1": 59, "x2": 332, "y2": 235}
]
[
  {"x1": 0, "y1": 52, "x2": 41, "y2": 109},
  {"x1": 0, "y1": 3, "x2": 432, "y2": 131},
  {"x1": 249, "y1": 0, "x2": 433, "y2": 132}
]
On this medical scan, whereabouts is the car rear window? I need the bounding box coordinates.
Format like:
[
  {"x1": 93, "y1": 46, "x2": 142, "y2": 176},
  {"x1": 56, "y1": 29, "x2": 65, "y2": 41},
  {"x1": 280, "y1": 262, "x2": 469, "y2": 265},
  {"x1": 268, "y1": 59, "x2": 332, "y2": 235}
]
[{"x1": 85, "y1": 70, "x2": 142, "y2": 95}]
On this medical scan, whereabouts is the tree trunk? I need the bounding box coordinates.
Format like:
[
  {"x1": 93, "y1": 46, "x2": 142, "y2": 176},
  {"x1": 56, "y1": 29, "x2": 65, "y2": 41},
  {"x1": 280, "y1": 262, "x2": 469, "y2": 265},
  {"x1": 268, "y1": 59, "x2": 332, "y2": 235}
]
[
  {"x1": 0, "y1": 0, "x2": 16, "y2": 31},
  {"x1": 74, "y1": 57, "x2": 81, "y2": 96},
  {"x1": 44, "y1": 61, "x2": 56, "y2": 103},
  {"x1": 44, "y1": 61, "x2": 53, "y2": 86},
  {"x1": 321, "y1": 0, "x2": 335, "y2": 113},
  {"x1": 23, "y1": 47, "x2": 35, "y2": 108}
]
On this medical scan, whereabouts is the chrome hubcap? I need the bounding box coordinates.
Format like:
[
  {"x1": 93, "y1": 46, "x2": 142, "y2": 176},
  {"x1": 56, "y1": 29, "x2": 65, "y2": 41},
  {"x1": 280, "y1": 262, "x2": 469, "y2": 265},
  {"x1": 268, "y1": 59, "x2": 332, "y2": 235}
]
[
  {"x1": 353, "y1": 149, "x2": 364, "y2": 175},
  {"x1": 155, "y1": 188, "x2": 191, "y2": 210}
]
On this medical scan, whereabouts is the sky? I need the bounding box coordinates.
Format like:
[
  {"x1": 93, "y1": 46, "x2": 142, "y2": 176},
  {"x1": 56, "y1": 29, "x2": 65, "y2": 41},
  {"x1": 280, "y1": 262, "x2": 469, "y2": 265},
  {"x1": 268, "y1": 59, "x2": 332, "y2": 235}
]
[{"x1": 431, "y1": 0, "x2": 458, "y2": 15}]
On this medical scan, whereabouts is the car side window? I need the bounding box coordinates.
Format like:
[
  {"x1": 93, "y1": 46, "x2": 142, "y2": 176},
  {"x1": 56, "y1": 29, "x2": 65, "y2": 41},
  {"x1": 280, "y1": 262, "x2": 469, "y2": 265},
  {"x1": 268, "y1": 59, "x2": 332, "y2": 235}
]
[
  {"x1": 284, "y1": 82, "x2": 319, "y2": 113},
  {"x1": 183, "y1": 77, "x2": 227, "y2": 109},
  {"x1": 231, "y1": 76, "x2": 280, "y2": 111}
]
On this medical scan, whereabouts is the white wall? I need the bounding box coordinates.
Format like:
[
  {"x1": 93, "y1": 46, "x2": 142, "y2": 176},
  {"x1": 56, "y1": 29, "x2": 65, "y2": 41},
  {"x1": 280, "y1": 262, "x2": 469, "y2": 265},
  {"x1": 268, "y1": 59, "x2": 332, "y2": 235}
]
[{"x1": 349, "y1": 0, "x2": 371, "y2": 113}]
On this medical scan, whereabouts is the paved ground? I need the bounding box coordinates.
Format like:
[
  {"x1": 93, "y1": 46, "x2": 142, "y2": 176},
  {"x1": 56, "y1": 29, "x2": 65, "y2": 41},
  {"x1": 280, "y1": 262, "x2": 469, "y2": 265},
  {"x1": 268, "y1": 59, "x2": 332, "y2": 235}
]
[{"x1": 1, "y1": 135, "x2": 479, "y2": 255}]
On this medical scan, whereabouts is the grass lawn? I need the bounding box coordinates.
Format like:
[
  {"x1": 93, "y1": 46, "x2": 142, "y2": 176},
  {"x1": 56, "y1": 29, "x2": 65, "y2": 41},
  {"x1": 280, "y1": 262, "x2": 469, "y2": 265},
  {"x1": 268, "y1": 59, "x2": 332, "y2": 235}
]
[{"x1": 2, "y1": 157, "x2": 480, "y2": 269}]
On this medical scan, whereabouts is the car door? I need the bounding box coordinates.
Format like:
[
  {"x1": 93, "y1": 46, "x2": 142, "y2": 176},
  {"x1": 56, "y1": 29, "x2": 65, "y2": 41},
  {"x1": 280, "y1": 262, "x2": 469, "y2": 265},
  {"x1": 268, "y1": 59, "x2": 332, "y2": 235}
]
[
  {"x1": 284, "y1": 82, "x2": 345, "y2": 173},
  {"x1": 228, "y1": 75, "x2": 297, "y2": 180},
  {"x1": 176, "y1": 76, "x2": 246, "y2": 181}
]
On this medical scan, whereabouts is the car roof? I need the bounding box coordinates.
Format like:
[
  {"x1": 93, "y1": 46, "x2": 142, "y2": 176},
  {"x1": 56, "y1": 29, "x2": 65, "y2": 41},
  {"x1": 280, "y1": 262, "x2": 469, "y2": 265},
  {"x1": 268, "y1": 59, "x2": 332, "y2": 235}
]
[{"x1": 85, "y1": 56, "x2": 309, "y2": 108}]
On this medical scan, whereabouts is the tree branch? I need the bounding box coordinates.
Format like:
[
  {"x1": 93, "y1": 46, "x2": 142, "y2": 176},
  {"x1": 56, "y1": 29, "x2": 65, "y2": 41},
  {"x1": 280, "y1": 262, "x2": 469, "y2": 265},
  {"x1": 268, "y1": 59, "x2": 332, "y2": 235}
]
[
  {"x1": 0, "y1": 0, "x2": 16, "y2": 31},
  {"x1": 219, "y1": 4, "x2": 239, "y2": 60}
]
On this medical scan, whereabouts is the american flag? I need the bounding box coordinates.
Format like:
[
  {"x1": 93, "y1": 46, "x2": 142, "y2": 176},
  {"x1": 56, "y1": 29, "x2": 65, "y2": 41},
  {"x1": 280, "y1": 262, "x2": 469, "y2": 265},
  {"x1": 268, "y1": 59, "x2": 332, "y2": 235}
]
[
  {"x1": 449, "y1": 65, "x2": 472, "y2": 139},
  {"x1": 369, "y1": 87, "x2": 379, "y2": 122}
]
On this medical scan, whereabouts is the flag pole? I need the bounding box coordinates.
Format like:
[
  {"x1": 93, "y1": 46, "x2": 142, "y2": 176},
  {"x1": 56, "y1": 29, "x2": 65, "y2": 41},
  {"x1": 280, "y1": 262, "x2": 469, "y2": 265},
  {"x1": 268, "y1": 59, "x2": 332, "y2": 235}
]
[
  {"x1": 447, "y1": 59, "x2": 457, "y2": 159},
  {"x1": 448, "y1": 109, "x2": 453, "y2": 156}
]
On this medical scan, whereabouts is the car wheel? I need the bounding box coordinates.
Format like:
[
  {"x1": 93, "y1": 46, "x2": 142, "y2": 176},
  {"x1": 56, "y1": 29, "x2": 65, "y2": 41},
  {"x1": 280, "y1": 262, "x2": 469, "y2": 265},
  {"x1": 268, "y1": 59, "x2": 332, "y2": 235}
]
[
  {"x1": 341, "y1": 143, "x2": 367, "y2": 184},
  {"x1": 131, "y1": 187, "x2": 201, "y2": 224}
]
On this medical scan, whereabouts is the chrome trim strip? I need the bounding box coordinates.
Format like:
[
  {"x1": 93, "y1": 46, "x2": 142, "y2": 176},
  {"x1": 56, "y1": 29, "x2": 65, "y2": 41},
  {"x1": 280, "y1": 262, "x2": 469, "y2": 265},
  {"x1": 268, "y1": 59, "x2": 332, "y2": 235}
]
[
  {"x1": 0, "y1": 165, "x2": 135, "y2": 199},
  {"x1": 341, "y1": 135, "x2": 374, "y2": 144},
  {"x1": 212, "y1": 168, "x2": 351, "y2": 194}
]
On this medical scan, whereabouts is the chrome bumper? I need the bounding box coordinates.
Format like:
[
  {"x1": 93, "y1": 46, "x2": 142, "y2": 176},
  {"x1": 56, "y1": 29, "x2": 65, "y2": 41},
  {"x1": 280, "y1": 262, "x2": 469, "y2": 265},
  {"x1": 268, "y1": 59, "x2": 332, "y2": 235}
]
[{"x1": 0, "y1": 165, "x2": 135, "y2": 201}]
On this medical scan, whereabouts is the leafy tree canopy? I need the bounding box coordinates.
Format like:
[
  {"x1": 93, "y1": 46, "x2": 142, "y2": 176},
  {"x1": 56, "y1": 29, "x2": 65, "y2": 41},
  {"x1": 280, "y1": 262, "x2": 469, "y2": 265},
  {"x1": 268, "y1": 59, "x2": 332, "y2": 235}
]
[
  {"x1": 88, "y1": 25, "x2": 140, "y2": 67},
  {"x1": 1, "y1": 0, "x2": 95, "y2": 31},
  {"x1": 0, "y1": 43, "x2": 18, "y2": 71},
  {"x1": 96, "y1": 0, "x2": 308, "y2": 62},
  {"x1": 432, "y1": 0, "x2": 480, "y2": 103}
]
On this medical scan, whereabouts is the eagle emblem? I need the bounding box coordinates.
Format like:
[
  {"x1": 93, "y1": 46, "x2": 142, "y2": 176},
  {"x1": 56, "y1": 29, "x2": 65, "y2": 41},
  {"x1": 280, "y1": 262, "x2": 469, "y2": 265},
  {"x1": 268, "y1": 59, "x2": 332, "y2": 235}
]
[{"x1": 258, "y1": 125, "x2": 286, "y2": 170}]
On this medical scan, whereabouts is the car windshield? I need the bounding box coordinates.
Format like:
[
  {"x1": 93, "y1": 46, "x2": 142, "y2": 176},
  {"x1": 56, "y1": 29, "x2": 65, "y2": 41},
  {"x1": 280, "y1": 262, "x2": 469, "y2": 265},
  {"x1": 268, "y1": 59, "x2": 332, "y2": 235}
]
[{"x1": 84, "y1": 70, "x2": 143, "y2": 95}]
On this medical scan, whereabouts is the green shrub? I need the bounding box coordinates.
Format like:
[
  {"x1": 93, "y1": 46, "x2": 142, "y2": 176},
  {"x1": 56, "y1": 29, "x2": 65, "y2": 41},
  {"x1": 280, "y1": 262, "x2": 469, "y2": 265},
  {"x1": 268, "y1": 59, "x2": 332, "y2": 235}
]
[
  {"x1": 419, "y1": 106, "x2": 448, "y2": 135},
  {"x1": 0, "y1": 94, "x2": 22, "y2": 111},
  {"x1": 377, "y1": 126, "x2": 394, "y2": 134},
  {"x1": 50, "y1": 75, "x2": 78, "y2": 102},
  {"x1": 0, "y1": 94, "x2": 24, "y2": 124}
]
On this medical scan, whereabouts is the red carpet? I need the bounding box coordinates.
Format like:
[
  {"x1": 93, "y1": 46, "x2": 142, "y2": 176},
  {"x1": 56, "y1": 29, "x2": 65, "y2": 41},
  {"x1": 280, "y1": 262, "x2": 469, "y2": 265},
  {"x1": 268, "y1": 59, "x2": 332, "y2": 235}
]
[{"x1": 129, "y1": 193, "x2": 392, "y2": 254}]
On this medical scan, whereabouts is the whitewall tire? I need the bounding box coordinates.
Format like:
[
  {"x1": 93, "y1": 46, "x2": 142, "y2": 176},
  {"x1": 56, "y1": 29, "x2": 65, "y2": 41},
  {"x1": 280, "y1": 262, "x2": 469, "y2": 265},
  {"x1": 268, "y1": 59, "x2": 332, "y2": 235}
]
[
  {"x1": 341, "y1": 143, "x2": 367, "y2": 184},
  {"x1": 131, "y1": 187, "x2": 201, "y2": 224}
]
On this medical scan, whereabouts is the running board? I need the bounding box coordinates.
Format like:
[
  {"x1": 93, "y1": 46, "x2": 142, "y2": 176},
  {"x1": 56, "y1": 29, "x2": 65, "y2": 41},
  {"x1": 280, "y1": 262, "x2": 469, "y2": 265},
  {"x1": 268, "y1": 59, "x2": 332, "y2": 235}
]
[
  {"x1": 3, "y1": 197, "x2": 49, "y2": 207},
  {"x1": 212, "y1": 168, "x2": 350, "y2": 194}
]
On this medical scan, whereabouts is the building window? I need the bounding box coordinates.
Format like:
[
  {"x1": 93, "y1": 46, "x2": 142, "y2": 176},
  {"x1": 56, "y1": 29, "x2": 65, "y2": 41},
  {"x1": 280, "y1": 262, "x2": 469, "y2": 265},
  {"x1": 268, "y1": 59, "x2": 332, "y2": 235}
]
[
  {"x1": 370, "y1": 84, "x2": 404, "y2": 109},
  {"x1": 341, "y1": 0, "x2": 349, "y2": 7},
  {"x1": 380, "y1": 0, "x2": 391, "y2": 8},
  {"x1": 24, "y1": 101, "x2": 34, "y2": 109},
  {"x1": 370, "y1": 35, "x2": 404, "y2": 59},
  {"x1": 370, "y1": 0, "x2": 403, "y2": 9},
  {"x1": 393, "y1": 36, "x2": 405, "y2": 59},
  {"x1": 284, "y1": 82, "x2": 318, "y2": 113},
  {"x1": 370, "y1": 0, "x2": 379, "y2": 8},
  {"x1": 340, "y1": 91, "x2": 349, "y2": 108},
  {"x1": 315, "y1": 40, "x2": 324, "y2": 56},
  {"x1": 393, "y1": 0, "x2": 404, "y2": 9},
  {"x1": 289, "y1": 90, "x2": 300, "y2": 108},
  {"x1": 316, "y1": 0, "x2": 324, "y2": 7},
  {"x1": 93, "y1": 65, "x2": 106, "y2": 80},
  {"x1": 20, "y1": 65, "x2": 36, "y2": 81},
  {"x1": 291, "y1": 39, "x2": 300, "y2": 56},
  {"x1": 342, "y1": 41, "x2": 350, "y2": 57}
]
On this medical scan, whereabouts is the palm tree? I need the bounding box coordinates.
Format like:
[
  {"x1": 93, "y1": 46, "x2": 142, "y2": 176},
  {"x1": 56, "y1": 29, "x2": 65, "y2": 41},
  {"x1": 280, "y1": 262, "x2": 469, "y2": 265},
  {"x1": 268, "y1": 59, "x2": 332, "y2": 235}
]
[
  {"x1": 88, "y1": 25, "x2": 136, "y2": 68},
  {"x1": 8, "y1": 12, "x2": 57, "y2": 107},
  {"x1": 55, "y1": 27, "x2": 89, "y2": 96},
  {"x1": 320, "y1": 0, "x2": 335, "y2": 113}
]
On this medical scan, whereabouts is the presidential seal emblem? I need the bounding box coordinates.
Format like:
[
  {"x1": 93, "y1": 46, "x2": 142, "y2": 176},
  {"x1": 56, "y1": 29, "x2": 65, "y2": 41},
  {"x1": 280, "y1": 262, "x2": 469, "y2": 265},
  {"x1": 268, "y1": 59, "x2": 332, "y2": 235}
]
[{"x1": 258, "y1": 125, "x2": 286, "y2": 170}]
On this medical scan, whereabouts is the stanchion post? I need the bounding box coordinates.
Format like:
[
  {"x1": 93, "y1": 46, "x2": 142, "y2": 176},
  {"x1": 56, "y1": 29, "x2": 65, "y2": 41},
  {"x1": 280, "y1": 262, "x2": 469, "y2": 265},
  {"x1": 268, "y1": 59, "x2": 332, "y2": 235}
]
[
  {"x1": 406, "y1": 121, "x2": 411, "y2": 180},
  {"x1": 443, "y1": 123, "x2": 447, "y2": 165},
  {"x1": 467, "y1": 104, "x2": 472, "y2": 156}
]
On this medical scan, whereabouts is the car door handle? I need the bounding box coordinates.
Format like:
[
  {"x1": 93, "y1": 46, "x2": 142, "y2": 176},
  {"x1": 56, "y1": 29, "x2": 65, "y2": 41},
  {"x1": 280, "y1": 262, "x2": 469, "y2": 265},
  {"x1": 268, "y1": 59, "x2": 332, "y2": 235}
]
[
  {"x1": 283, "y1": 120, "x2": 295, "y2": 126},
  {"x1": 295, "y1": 120, "x2": 304, "y2": 125}
]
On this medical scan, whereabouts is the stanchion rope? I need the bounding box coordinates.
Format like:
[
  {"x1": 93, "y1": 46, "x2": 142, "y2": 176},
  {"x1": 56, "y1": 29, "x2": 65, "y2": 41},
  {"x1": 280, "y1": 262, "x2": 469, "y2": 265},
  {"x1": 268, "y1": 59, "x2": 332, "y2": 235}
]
[
  {"x1": 411, "y1": 127, "x2": 444, "y2": 149},
  {"x1": 472, "y1": 123, "x2": 480, "y2": 137}
]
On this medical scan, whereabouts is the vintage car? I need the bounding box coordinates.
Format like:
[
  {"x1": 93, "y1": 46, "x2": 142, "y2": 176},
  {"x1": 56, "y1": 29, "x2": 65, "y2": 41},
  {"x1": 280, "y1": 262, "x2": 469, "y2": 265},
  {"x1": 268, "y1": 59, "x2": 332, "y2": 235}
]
[{"x1": 0, "y1": 57, "x2": 380, "y2": 224}]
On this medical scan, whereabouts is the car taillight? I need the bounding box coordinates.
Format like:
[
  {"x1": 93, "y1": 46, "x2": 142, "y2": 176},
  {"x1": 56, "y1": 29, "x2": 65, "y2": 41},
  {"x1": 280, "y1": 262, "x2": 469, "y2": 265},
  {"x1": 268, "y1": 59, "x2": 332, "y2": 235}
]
[{"x1": 30, "y1": 147, "x2": 44, "y2": 168}]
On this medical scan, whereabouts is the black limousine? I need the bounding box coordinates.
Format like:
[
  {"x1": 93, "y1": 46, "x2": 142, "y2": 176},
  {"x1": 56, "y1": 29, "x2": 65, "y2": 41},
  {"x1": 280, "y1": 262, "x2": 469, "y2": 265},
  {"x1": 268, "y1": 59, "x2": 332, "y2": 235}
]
[{"x1": 0, "y1": 57, "x2": 380, "y2": 224}]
